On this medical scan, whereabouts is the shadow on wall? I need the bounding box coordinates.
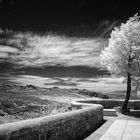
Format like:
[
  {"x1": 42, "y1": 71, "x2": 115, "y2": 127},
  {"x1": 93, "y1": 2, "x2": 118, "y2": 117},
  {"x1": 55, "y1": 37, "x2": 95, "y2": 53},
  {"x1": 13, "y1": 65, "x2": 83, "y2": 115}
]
[{"x1": 0, "y1": 105, "x2": 103, "y2": 140}]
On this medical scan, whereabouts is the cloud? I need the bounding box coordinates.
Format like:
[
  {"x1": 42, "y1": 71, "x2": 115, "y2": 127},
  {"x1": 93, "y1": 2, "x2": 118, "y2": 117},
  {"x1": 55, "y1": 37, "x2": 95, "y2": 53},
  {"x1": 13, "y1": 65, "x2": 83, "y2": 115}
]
[
  {"x1": 0, "y1": 45, "x2": 18, "y2": 53},
  {"x1": 0, "y1": 30, "x2": 108, "y2": 67},
  {"x1": 0, "y1": 44, "x2": 19, "y2": 60},
  {"x1": 9, "y1": 75, "x2": 58, "y2": 86}
]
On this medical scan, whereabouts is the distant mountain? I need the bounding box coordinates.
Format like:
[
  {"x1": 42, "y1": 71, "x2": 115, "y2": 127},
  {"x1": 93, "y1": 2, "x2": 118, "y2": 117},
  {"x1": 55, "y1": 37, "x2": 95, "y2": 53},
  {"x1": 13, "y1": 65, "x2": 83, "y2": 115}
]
[{"x1": 0, "y1": 61, "x2": 110, "y2": 78}]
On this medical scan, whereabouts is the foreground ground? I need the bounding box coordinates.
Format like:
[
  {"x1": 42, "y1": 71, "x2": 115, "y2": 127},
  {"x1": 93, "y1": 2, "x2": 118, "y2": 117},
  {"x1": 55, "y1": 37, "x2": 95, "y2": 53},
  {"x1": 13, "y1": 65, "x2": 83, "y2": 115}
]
[{"x1": 85, "y1": 111, "x2": 140, "y2": 140}]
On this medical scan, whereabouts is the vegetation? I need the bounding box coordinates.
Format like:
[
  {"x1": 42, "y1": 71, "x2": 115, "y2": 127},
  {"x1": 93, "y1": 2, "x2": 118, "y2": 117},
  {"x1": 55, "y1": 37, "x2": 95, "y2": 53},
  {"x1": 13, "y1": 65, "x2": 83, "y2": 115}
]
[
  {"x1": 0, "y1": 84, "x2": 107, "y2": 124},
  {"x1": 100, "y1": 14, "x2": 140, "y2": 114},
  {"x1": 0, "y1": 98, "x2": 78, "y2": 124},
  {"x1": 78, "y1": 89, "x2": 109, "y2": 99}
]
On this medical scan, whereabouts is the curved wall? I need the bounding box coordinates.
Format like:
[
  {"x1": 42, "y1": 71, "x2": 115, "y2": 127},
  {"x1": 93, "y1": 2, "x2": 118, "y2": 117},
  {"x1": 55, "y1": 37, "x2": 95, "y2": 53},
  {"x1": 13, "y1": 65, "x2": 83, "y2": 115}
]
[
  {"x1": 0, "y1": 105, "x2": 103, "y2": 140},
  {"x1": 71, "y1": 99, "x2": 140, "y2": 109}
]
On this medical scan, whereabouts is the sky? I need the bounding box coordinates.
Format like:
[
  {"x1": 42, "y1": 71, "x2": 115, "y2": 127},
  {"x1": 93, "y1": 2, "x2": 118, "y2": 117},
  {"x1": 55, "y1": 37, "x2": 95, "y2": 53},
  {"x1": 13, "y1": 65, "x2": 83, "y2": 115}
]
[
  {"x1": 0, "y1": 0, "x2": 139, "y2": 90},
  {"x1": 0, "y1": 0, "x2": 139, "y2": 68},
  {"x1": 0, "y1": 0, "x2": 140, "y2": 31}
]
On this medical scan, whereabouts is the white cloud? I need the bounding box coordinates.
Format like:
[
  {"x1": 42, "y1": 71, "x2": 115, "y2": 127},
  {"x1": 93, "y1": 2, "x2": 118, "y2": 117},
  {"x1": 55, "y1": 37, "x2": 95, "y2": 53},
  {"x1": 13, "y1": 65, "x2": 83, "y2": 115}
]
[
  {"x1": 0, "y1": 52, "x2": 9, "y2": 58},
  {"x1": 9, "y1": 75, "x2": 58, "y2": 86},
  {"x1": 0, "y1": 45, "x2": 19, "y2": 59},
  {"x1": 0, "y1": 45, "x2": 18, "y2": 53},
  {"x1": 0, "y1": 31, "x2": 107, "y2": 67}
]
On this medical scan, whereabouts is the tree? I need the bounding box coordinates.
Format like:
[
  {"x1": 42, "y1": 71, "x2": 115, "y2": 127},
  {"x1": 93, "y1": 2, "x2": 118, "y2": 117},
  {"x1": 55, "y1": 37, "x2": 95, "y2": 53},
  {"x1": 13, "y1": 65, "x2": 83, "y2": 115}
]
[{"x1": 100, "y1": 14, "x2": 140, "y2": 114}]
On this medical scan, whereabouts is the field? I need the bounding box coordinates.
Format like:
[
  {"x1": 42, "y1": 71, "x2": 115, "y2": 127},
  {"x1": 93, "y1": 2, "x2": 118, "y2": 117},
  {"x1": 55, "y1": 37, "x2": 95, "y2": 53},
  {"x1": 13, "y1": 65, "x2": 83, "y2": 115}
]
[{"x1": 0, "y1": 84, "x2": 109, "y2": 124}]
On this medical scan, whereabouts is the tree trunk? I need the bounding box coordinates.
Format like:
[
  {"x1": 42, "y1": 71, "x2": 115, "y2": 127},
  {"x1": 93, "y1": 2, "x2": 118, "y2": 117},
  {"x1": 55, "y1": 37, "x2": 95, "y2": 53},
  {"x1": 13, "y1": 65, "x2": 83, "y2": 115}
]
[{"x1": 122, "y1": 72, "x2": 131, "y2": 114}]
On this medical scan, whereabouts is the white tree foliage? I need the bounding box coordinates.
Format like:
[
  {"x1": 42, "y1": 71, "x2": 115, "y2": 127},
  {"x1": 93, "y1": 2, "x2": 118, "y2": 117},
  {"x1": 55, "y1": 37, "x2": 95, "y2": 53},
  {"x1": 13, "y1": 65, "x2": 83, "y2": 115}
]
[{"x1": 100, "y1": 14, "x2": 140, "y2": 79}]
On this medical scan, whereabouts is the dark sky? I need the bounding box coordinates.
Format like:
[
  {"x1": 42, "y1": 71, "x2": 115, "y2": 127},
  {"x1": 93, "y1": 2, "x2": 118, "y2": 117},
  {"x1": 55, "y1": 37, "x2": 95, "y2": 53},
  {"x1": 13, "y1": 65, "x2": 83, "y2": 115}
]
[{"x1": 0, "y1": 0, "x2": 140, "y2": 31}]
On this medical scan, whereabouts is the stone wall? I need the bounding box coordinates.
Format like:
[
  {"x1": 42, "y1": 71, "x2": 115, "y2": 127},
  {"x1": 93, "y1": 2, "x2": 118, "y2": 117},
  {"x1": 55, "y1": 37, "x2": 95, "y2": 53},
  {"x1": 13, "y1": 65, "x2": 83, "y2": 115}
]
[
  {"x1": 71, "y1": 99, "x2": 140, "y2": 109},
  {"x1": 0, "y1": 105, "x2": 103, "y2": 140}
]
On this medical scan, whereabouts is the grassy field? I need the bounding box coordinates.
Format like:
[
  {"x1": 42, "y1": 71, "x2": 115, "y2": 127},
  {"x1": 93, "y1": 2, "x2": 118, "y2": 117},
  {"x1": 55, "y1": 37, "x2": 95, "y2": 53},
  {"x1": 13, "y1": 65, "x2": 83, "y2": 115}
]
[
  {"x1": 0, "y1": 82, "x2": 139, "y2": 124},
  {"x1": 0, "y1": 84, "x2": 109, "y2": 124}
]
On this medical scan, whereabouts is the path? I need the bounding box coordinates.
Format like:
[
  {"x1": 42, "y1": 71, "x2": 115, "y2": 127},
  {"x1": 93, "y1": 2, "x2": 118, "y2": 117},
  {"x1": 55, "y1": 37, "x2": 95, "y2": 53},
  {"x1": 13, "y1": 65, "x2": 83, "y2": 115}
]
[
  {"x1": 99, "y1": 119, "x2": 140, "y2": 140},
  {"x1": 85, "y1": 111, "x2": 140, "y2": 140}
]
